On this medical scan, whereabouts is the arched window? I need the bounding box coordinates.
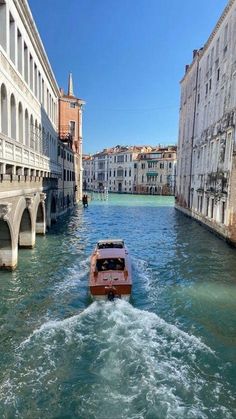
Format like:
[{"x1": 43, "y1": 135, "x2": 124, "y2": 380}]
[
  {"x1": 30, "y1": 114, "x2": 34, "y2": 149},
  {"x1": 42, "y1": 127, "x2": 46, "y2": 154},
  {"x1": 38, "y1": 124, "x2": 42, "y2": 153},
  {"x1": 18, "y1": 102, "x2": 23, "y2": 142},
  {"x1": 10, "y1": 94, "x2": 16, "y2": 139},
  {"x1": 0, "y1": 84, "x2": 8, "y2": 135},
  {"x1": 25, "y1": 109, "x2": 29, "y2": 146},
  {"x1": 35, "y1": 120, "x2": 38, "y2": 152}
]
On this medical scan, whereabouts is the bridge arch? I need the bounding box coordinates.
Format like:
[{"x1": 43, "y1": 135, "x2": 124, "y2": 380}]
[
  {"x1": 0, "y1": 218, "x2": 16, "y2": 269},
  {"x1": 35, "y1": 200, "x2": 46, "y2": 234},
  {"x1": 14, "y1": 197, "x2": 35, "y2": 248}
]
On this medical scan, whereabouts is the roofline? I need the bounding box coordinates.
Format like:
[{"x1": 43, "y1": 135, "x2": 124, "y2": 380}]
[
  {"x1": 181, "y1": 0, "x2": 235, "y2": 84},
  {"x1": 14, "y1": 0, "x2": 60, "y2": 96}
]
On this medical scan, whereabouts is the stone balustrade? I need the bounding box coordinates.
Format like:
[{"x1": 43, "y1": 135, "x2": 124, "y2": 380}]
[{"x1": 0, "y1": 133, "x2": 61, "y2": 176}]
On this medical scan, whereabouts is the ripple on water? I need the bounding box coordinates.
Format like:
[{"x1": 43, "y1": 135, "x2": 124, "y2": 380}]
[{"x1": 0, "y1": 300, "x2": 234, "y2": 419}]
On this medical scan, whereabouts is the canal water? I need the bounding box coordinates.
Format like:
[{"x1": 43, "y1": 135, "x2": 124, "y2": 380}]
[{"x1": 0, "y1": 194, "x2": 236, "y2": 418}]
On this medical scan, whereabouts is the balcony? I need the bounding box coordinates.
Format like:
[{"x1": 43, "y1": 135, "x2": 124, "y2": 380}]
[{"x1": 0, "y1": 132, "x2": 61, "y2": 175}]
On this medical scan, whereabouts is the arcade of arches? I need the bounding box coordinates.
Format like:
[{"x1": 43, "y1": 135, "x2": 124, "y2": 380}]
[{"x1": 0, "y1": 191, "x2": 58, "y2": 269}]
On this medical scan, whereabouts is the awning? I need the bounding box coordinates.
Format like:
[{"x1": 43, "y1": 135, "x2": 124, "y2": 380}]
[{"x1": 147, "y1": 172, "x2": 158, "y2": 176}]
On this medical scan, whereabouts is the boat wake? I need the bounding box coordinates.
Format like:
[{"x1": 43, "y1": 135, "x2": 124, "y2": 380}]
[{"x1": 0, "y1": 300, "x2": 234, "y2": 419}]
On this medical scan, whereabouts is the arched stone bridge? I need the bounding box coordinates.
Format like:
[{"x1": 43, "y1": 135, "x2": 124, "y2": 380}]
[{"x1": 0, "y1": 187, "x2": 58, "y2": 270}]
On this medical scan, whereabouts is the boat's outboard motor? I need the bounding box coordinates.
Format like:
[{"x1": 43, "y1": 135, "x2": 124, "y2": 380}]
[{"x1": 107, "y1": 290, "x2": 115, "y2": 301}]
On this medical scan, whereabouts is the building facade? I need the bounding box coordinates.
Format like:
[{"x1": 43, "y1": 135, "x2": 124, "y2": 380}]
[
  {"x1": 176, "y1": 0, "x2": 236, "y2": 245},
  {"x1": 83, "y1": 145, "x2": 177, "y2": 195},
  {"x1": 0, "y1": 0, "x2": 84, "y2": 269},
  {"x1": 59, "y1": 74, "x2": 85, "y2": 201},
  {"x1": 134, "y1": 147, "x2": 176, "y2": 195}
]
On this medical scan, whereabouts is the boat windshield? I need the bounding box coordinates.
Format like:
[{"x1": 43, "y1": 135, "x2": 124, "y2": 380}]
[
  {"x1": 97, "y1": 242, "x2": 124, "y2": 249},
  {"x1": 96, "y1": 258, "x2": 125, "y2": 271}
]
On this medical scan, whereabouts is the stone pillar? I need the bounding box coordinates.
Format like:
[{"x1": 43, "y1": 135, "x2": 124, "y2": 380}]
[
  {"x1": 0, "y1": 203, "x2": 17, "y2": 270},
  {"x1": 36, "y1": 193, "x2": 46, "y2": 234}
]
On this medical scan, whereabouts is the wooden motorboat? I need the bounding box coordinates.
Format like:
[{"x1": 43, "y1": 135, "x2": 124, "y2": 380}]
[{"x1": 89, "y1": 239, "x2": 132, "y2": 300}]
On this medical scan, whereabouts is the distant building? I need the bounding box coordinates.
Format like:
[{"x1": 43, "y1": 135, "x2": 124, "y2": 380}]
[
  {"x1": 134, "y1": 147, "x2": 176, "y2": 195},
  {"x1": 58, "y1": 73, "x2": 85, "y2": 201},
  {"x1": 83, "y1": 145, "x2": 177, "y2": 195},
  {"x1": 176, "y1": 0, "x2": 236, "y2": 245}
]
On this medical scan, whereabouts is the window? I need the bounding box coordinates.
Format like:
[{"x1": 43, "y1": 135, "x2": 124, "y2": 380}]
[
  {"x1": 217, "y1": 68, "x2": 220, "y2": 81},
  {"x1": 117, "y1": 155, "x2": 124, "y2": 163},
  {"x1": 9, "y1": 13, "x2": 15, "y2": 64},
  {"x1": 0, "y1": 2, "x2": 7, "y2": 51},
  {"x1": 211, "y1": 199, "x2": 214, "y2": 219},
  {"x1": 223, "y1": 23, "x2": 228, "y2": 55},
  {"x1": 29, "y1": 55, "x2": 33, "y2": 90},
  {"x1": 222, "y1": 201, "x2": 225, "y2": 224},
  {"x1": 216, "y1": 37, "x2": 220, "y2": 57},
  {"x1": 17, "y1": 30, "x2": 22, "y2": 74},
  {"x1": 206, "y1": 197, "x2": 209, "y2": 216},
  {"x1": 209, "y1": 79, "x2": 212, "y2": 91},
  {"x1": 69, "y1": 121, "x2": 76, "y2": 137},
  {"x1": 70, "y1": 102, "x2": 76, "y2": 108},
  {"x1": 24, "y1": 43, "x2": 28, "y2": 84}
]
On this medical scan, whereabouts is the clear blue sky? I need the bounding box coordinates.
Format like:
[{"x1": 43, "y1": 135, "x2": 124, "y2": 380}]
[{"x1": 29, "y1": 0, "x2": 227, "y2": 154}]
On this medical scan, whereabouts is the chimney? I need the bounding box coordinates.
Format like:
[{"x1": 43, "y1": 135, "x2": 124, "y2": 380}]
[
  {"x1": 193, "y1": 49, "x2": 198, "y2": 59},
  {"x1": 185, "y1": 64, "x2": 189, "y2": 73},
  {"x1": 68, "y1": 73, "x2": 74, "y2": 96}
]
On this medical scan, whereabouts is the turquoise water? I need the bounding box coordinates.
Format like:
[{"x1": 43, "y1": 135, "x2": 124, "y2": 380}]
[{"x1": 0, "y1": 194, "x2": 236, "y2": 418}]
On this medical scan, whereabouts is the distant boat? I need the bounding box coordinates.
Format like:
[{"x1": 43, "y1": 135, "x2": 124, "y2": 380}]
[{"x1": 89, "y1": 239, "x2": 132, "y2": 301}]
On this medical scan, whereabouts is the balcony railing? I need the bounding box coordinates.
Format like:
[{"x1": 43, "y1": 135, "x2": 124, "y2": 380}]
[{"x1": 0, "y1": 133, "x2": 61, "y2": 175}]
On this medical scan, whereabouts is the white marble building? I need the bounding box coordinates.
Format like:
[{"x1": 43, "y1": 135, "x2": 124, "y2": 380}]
[
  {"x1": 0, "y1": 0, "x2": 60, "y2": 178},
  {"x1": 0, "y1": 0, "x2": 63, "y2": 269},
  {"x1": 176, "y1": 0, "x2": 236, "y2": 245}
]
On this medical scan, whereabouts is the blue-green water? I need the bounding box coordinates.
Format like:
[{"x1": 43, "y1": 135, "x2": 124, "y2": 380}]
[{"x1": 0, "y1": 194, "x2": 236, "y2": 418}]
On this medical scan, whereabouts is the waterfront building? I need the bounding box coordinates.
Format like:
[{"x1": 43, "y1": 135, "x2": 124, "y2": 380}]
[
  {"x1": 83, "y1": 154, "x2": 94, "y2": 191},
  {"x1": 134, "y1": 147, "x2": 176, "y2": 195},
  {"x1": 176, "y1": 0, "x2": 236, "y2": 245},
  {"x1": 57, "y1": 138, "x2": 76, "y2": 214},
  {"x1": 58, "y1": 74, "x2": 85, "y2": 201},
  {"x1": 93, "y1": 149, "x2": 110, "y2": 191},
  {"x1": 82, "y1": 145, "x2": 177, "y2": 195},
  {"x1": 108, "y1": 146, "x2": 142, "y2": 193},
  {"x1": 0, "y1": 0, "x2": 84, "y2": 269}
]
